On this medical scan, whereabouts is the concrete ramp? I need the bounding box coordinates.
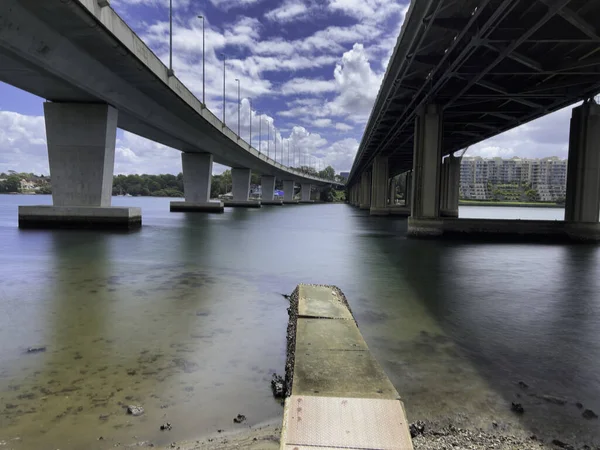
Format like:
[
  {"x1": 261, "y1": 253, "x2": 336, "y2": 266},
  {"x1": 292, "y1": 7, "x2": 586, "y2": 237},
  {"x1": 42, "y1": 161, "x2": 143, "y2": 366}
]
[{"x1": 281, "y1": 284, "x2": 413, "y2": 450}]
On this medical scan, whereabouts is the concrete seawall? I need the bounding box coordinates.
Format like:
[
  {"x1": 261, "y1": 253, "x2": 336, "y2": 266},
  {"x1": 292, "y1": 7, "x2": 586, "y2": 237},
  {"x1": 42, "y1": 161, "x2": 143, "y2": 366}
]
[
  {"x1": 281, "y1": 284, "x2": 413, "y2": 449},
  {"x1": 407, "y1": 217, "x2": 600, "y2": 242}
]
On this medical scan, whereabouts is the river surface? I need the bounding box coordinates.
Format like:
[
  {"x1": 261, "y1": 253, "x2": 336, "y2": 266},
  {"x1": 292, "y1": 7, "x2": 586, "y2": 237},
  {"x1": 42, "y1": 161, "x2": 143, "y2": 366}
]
[{"x1": 1, "y1": 195, "x2": 599, "y2": 448}]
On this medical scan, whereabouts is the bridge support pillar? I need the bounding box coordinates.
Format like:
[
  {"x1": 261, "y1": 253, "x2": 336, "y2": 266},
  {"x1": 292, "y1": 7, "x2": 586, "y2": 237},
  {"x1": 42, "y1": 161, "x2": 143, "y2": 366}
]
[
  {"x1": 370, "y1": 156, "x2": 389, "y2": 215},
  {"x1": 349, "y1": 184, "x2": 356, "y2": 206},
  {"x1": 405, "y1": 171, "x2": 412, "y2": 207},
  {"x1": 170, "y1": 153, "x2": 224, "y2": 213},
  {"x1": 389, "y1": 177, "x2": 397, "y2": 206},
  {"x1": 19, "y1": 103, "x2": 141, "y2": 229},
  {"x1": 300, "y1": 183, "x2": 314, "y2": 203},
  {"x1": 407, "y1": 104, "x2": 443, "y2": 236},
  {"x1": 439, "y1": 155, "x2": 461, "y2": 218},
  {"x1": 225, "y1": 168, "x2": 261, "y2": 207},
  {"x1": 359, "y1": 171, "x2": 371, "y2": 209},
  {"x1": 283, "y1": 180, "x2": 298, "y2": 204},
  {"x1": 261, "y1": 176, "x2": 282, "y2": 205},
  {"x1": 564, "y1": 100, "x2": 600, "y2": 240}
]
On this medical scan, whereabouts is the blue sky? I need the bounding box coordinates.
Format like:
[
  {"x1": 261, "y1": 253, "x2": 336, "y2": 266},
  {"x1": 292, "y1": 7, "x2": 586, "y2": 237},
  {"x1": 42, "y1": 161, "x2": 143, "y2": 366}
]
[{"x1": 0, "y1": 0, "x2": 577, "y2": 175}]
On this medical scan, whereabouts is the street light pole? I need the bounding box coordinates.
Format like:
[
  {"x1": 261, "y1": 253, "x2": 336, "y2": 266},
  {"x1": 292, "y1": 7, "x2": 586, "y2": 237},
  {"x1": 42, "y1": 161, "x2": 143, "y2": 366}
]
[
  {"x1": 168, "y1": 0, "x2": 174, "y2": 76},
  {"x1": 274, "y1": 127, "x2": 277, "y2": 163},
  {"x1": 221, "y1": 54, "x2": 226, "y2": 124},
  {"x1": 234, "y1": 79, "x2": 240, "y2": 136},
  {"x1": 249, "y1": 97, "x2": 252, "y2": 148},
  {"x1": 267, "y1": 120, "x2": 270, "y2": 158},
  {"x1": 198, "y1": 15, "x2": 204, "y2": 103},
  {"x1": 258, "y1": 113, "x2": 261, "y2": 153}
]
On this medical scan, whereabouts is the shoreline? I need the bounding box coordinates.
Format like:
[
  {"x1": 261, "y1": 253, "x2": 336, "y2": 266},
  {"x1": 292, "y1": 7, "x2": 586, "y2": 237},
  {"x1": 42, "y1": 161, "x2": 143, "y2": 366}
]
[
  {"x1": 460, "y1": 201, "x2": 563, "y2": 208},
  {"x1": 148, "y1": 416, "x2": 582, "y2": 450},
  {"x1": 153, "y1": 419, "x2": 281, "y2": 450}
]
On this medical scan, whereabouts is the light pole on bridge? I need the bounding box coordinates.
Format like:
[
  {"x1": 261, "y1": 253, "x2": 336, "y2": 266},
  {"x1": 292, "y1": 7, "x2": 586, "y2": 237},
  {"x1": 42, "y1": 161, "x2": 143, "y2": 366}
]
[
  {"x1": 221, "y1": 53, "x2": 226, "y2": 125},
  {"x1": 234, "y1": 78, "x2": 240, "y2": 136},
  {"x1": 168, "y1": 0, "x2": 174, "y2": 76},
  {"x1": 267, "y1": 119, "x2": 270, "y2": 158},
  {"x1": 249, "y1": 97, "x2": 252, "y2": 148},
  {"x1": 197, "y1": 15, "x2": 205, "y2": 103},
  {"x1": 258, "y1": 113, "x2": 261, "y2": 153}
]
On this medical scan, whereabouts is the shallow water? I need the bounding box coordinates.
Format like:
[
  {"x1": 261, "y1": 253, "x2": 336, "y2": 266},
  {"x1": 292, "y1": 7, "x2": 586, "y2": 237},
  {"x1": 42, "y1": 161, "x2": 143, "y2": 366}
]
[{"x1": 1, "y1": 196, "x2": 599, "y2": 448}]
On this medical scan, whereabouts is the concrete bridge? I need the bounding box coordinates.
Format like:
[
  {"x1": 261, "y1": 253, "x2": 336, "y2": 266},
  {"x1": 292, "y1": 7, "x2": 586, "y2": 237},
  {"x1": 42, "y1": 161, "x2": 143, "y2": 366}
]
[
  {"x1": 0, "y1": 0, "x2": 341, "y2": 228},
  {"x1": 347, "y1": 0, "x2": 600, "y2": 241}
]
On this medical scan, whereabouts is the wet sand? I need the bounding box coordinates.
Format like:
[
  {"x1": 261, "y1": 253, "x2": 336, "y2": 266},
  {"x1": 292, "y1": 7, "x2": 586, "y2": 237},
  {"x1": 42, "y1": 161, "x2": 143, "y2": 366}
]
[{"x1": 155, "y1": 421, "x2": 280, "y2": 450}]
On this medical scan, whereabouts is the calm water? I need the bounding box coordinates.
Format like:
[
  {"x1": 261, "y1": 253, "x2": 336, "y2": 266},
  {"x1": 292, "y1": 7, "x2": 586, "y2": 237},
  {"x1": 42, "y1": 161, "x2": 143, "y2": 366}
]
[{"x1": 1, "y1": 196, "x2": 599, "y2": 448}]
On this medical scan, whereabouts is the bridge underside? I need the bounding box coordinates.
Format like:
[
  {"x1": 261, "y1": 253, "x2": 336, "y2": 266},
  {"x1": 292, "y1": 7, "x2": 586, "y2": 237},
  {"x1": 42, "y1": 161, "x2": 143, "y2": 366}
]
[{"x1": 350, "y1": 0, "x2": 600, "y2": 179}]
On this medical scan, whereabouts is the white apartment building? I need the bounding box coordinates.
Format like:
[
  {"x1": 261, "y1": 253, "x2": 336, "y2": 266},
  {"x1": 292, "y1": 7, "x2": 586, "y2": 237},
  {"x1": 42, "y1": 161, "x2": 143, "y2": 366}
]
[{"x1": 460, "y1": 156, "x2": 567, "y2": 201}]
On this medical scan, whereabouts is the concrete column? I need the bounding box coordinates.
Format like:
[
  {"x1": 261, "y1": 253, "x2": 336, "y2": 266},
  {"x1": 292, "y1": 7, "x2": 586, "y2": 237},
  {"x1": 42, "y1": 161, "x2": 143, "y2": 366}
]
[
  {"x1": 261, "y1": 176, "x2": 275, "y2": 200},
  {"x1": 283, "y1": 180, "x2": 298, "y2": 204},
  {"x1": 226, "y1": 168, "x2": 260, "y2": 207},
  {"x1": 19, "y1": 102, "x2": 141, "y2": 229},
  {"x1": 566, "y1": 100, "x2": 600, "y2": 223},
  {"x1": 170, "y1": 153, "x2": 223, "y2": 212},
  {"x1": 389, "y1": 177, "x2": 397, "y2": 206},
  {"x1": 440, "y1": 155, "x2": 461, "y2": 218},
  {"x1": 300, "y1": 183, "x2": 313, "y2": 203},
  {"x1": 405, "y1": 171, "x2": 412, "y2": 207},
  {"x1": 359, "y1": 171, "x2": 372, "y2": 209},
  {"x1": 261, "y1": 176, "x2": 282, "y2": 205},
  {"x1": 410, "y1": 104, "x2": 442, "y2": 219},
  {"x1": 370, "y1": 156, "x2": 389, "y2": 215}
]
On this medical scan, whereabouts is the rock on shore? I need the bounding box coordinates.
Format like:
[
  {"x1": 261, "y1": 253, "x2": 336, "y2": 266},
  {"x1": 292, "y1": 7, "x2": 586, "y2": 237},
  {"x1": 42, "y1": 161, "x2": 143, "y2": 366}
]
[{"x1": 412, "y1": 423, "x2": 556, "y2": 450}]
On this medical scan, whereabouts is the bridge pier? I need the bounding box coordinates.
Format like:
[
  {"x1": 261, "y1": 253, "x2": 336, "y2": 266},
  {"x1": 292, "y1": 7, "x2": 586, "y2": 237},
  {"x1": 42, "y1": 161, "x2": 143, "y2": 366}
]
[
  {"x1": 349, "y1": 184, "x2": 358, "y2": 206},
  {"x1": 439, "y1": 155, "x2": 461, "y2": 218},
  {"x1": 564, "y1": 100, "x2": 600, "y2": 240},
  {"x1": 359, "y1": 171, "x2": 371, "y2": 210},
  {"x1": 225, "y1": 168, "x2": 261, "y2": 207},
  {"x1": 406, "y1": 101, "x2": 600, "y2": 241},
  {"x1": 389, "y1": 177, "x2": 397, "y2": 206},
  {"x1": 19, "y1": 103, "x2": 141, "y2": 229},
  {"x1": 282, "y1": 180, "x2": 298, "y2": 204},
  {"x1": 405, "y1": 171, "x2": 412, "y2": 208},
  {"x1": 370, "y1": 156, "x2": 390, "y2": 215},
  {"x1": 407, "y1": 104, "x2": 442, "y2": 235},
  {"x1": 170, "y1": 153, "x2": 224, "y2": 213},
  {"x1": 261, "y1": 176, "x2": 282, "y2": 205},
  {"x1": 300, "y1": 183, "x2": 314, "y2": 203}
]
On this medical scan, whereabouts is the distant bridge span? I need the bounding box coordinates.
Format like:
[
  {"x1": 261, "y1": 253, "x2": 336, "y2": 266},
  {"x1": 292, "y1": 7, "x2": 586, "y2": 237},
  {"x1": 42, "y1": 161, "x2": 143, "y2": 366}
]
[
  {"x1": 349, "y1": 0, "x2": 600, "y2": 182},
  {"x1": 348, "y1": 0, "x2": 600, "y2": 241},
  {"x1": 0, "y1": 0, "x2": 341, "y2": 227}
]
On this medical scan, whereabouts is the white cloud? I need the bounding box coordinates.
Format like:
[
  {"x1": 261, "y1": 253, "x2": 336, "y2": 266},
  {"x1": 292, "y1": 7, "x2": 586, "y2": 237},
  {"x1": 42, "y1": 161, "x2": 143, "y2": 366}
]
[
  {"x1": 327, "y1": 43, "x2": 382, "y2": 122},
  {"x1": 209, "y1": 0, "x2": 265, "y2": 10},
  {"x1": 466, "y1": 105, "x2": 574, "y2": 160},
  {"x1": 0, "y1": 112, "x2": 48, "y2": 174},
  {"x1": 280, "y1": 78, "x2": 336, "y2": 95},
  {"x1": 335, "y1": 122, "x2": 353, "y2": 131},
  {"x1": 328, "y1": 0, "x2": 403, "y2": 21},
  {"x1": 265, "y1": 0, "x2": 309, "y2": 22},
  {"x1": 114, "y1": 132, "x2": 181, "y2": 175},
  {"x1": 312, "y1": 118, "x2": 333, "y2": 128}
]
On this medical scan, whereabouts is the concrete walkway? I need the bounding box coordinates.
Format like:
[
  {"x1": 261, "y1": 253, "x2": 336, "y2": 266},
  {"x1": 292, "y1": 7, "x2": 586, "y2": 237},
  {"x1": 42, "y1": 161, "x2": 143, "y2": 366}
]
[{"x1": 281, "y1": 284, "x2": 413, "y2": 449}]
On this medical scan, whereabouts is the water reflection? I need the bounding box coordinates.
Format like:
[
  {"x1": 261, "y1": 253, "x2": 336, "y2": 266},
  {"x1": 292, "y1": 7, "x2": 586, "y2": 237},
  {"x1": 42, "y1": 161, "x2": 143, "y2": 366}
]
[
  {"x1": 2, "y1": 198, "x2": 600, "y2": 449},
  {"x1": 394, "y1": 239, "x2": 600, "y2": 445}
]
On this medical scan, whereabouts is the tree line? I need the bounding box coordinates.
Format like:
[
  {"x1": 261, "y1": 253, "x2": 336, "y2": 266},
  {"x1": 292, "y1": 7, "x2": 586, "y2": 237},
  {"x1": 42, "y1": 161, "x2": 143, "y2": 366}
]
[{"x1": 1, "y1": 166, "x2": 344, "y2": 201}]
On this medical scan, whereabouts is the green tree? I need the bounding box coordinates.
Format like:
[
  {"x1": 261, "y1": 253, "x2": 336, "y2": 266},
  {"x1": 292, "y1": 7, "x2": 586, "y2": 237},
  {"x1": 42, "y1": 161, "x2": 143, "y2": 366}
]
[
  {"x1": 318, "y1": 166, "x2": 335, "y2": 180},
  {"x1": 0, "y1": 175, "x2": 21, "y2": 193}
]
